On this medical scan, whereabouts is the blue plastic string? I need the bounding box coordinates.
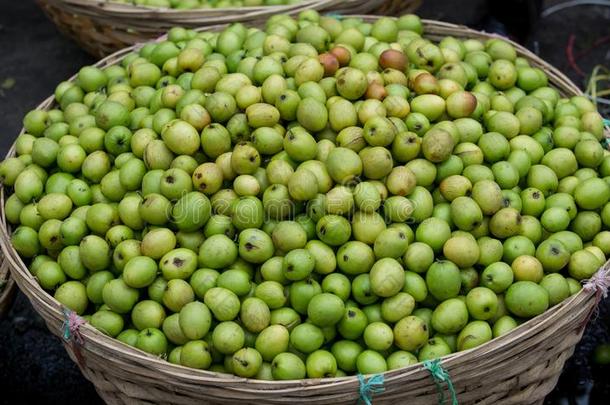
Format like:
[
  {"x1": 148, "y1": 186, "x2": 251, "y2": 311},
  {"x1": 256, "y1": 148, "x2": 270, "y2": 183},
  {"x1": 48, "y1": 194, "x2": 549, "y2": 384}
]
[
  {"x1": 357, "y1": 373, "x2": 385, "y2": 405},
  {"x1": 325, "y1": 12, "x2": 344, "y2": 20},
  {"x1": 423, "y1": 359, "x2": 458, "y2": 405},
  {"x1": 62, "y1": 307, "x2": 72, "y2": 341}
]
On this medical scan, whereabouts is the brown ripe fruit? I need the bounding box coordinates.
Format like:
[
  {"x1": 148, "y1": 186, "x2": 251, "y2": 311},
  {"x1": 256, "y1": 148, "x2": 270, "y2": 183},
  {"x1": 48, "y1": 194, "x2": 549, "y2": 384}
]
[
  {"x1": 446, "y1": 90, "x2": 478, "y2": 118},
  {"x1": 412, "y1": 73, "x2": 439, "y2": 95},
  {"x1": 318, "y1": 53, "x2": 339, "y2": 77},
  {"x1": 379, "y1": 49, "x2": 408, "y2": 71},
  {"x1": 330, "y1": 46, "x2": 351, "y2": 67},
  {"x1": 366, "y1": 83, "x2": 388, "y2": 100},
  {"x1": 407, "y1": 69, "x2": 426, "y2": 88}
]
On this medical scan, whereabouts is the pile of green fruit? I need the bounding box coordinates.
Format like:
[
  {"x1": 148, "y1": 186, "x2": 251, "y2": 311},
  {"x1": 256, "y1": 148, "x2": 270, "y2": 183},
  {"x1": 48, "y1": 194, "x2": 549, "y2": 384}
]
[
  {"x1": 111, "y1": 0, "x2": 298, "y2": 10},
  {"x1": 2, "y1": 11, "x2": 610, "y2": 380}
]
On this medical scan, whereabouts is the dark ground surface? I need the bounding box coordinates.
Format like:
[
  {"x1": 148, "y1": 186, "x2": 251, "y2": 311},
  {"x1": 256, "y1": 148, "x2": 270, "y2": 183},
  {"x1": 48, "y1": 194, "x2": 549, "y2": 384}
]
[{"x1": 0, "y1": 0, "x2": 609, "y2": 404}]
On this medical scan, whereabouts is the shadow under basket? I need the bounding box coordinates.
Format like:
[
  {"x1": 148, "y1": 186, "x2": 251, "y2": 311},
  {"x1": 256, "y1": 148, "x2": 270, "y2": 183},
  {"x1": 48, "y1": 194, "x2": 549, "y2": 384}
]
[
  {"x1": 1, "y1": 15, "x2": 607, "y2": 405},
  {"x1": 36, "y1": 0, "x2": 422, "y2": 57}
]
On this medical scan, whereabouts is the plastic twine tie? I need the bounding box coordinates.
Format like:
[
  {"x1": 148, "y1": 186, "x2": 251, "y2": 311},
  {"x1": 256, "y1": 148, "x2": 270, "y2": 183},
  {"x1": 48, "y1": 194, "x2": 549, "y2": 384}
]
[
  {"x1": 62, "y1": 308, "x2": 86, "y2": 345},
  {"x1": 357, "y1": 373, "x2": 384, "y2": 405},
  {"x1": 325, "y1": 12, "x2": 343, "y2": 20},
  {"x1": 603, "y1": 118, "x2": 610, "y2": 150},
  {"x1": 423, "y1": 359, "x2": 458, "y2": 405},
  {"x1": 581, "y1": 260, "x2": 610, "y2": 328}
]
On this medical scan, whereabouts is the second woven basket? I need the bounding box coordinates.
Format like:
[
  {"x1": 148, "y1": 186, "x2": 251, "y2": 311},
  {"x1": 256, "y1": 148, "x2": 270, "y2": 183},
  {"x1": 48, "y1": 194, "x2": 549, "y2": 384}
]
[{"x1": 37, "y1": 0, "x2": 421, "y2": 57}]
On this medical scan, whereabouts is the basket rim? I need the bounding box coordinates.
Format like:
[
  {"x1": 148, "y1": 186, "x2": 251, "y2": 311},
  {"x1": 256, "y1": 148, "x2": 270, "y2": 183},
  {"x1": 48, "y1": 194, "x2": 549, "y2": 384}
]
[
  {"x1": 40, "y1": 0, "x2": 388, "y2": 18},
  {"x1": 56, "y1": 0, "x2": 334, "y2": 13},
  {"x1": 0, "y1": 254, "x2": 15, "y2": 300},
  {"x1": 0, "y1": 15, "x2": 600, "y2": 389}
]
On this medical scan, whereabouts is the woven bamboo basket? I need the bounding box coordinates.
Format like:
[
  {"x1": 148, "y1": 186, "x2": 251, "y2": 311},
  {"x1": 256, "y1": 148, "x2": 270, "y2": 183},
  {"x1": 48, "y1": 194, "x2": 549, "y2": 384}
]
[
  {"x1": 36, "y1": 0, "x2": 421, "y2": 57},
  {"x1": 1, "y1": 16, "x2": 608, "y2": 405},
  {"x1": 0, "y1": 251, "x2": 16, "y2": 318}
]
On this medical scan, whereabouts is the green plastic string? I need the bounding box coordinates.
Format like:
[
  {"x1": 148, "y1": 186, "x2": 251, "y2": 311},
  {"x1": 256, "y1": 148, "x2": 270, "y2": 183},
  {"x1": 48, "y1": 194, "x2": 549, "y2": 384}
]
[
  {"x1": 602, "y1": 118, "x2": 610, "y2": 150},
  {"x1": 423, "y1": 359, "x2": 458, "y2": 405},
  {"x1": 357, "y1": 373, "x2": 384, "y2": 405}
]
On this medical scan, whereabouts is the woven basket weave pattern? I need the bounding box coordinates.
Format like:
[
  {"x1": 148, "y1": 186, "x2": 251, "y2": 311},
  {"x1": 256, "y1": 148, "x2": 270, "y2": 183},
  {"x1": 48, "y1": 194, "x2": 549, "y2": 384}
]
[
  {"x1": 0, "y1": 252, "x2": 16, "y2": 318},
  {"x1": 0, "y1": 16, "x2": 599, "y2": 405},
  {"x1": 36, "y1": 0, "x2": 422, "y2": 57}
]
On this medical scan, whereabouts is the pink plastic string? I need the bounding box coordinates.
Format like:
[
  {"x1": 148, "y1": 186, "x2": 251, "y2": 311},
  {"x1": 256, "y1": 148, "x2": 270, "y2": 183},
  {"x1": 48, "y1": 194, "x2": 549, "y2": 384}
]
[
  {"x1": 583, "y1": 267, "x2": 610, "y2": 299},
  {"x1": 62, "y1": 308, "x2": 86, "y2": 346},
  {"x1": 581, "y1": 264, "x2": 610, "y2": 328}
]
